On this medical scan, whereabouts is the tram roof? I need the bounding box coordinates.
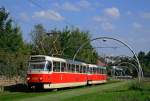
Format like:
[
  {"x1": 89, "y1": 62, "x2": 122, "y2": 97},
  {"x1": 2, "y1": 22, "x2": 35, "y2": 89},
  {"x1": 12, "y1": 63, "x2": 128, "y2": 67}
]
[
  {"x1": 88, "y1": 64, "x2": 106, "y2": 69},
  {"x1": 30, "y1": 55, "x2": 87, "y2": 65}
]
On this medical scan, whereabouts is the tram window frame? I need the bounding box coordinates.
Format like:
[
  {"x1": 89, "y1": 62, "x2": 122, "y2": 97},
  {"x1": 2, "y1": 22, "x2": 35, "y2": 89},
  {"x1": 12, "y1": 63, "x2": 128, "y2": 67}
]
[{"x1": 53, "y1": 61, "x2": 60, "y2": 72}]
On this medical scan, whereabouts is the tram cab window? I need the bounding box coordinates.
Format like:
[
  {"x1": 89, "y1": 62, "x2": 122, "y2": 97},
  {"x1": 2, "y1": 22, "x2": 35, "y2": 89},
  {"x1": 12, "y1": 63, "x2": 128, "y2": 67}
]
[
  {"x1": 29, "y1": 61, "x2": 46, "y2": 71},
  {"x1": 53, "y1": 61, "x2": 60, "y2": 72}
]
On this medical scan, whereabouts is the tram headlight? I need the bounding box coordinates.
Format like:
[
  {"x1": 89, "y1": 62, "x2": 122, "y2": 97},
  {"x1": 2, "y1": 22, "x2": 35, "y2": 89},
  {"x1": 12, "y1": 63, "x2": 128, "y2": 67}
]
[
  {"x1": 39, "y1": 77, "x2": 43, "y2": 81},
  {"x1": 27, "y1": 77, "x2": 30, "y2": 81}
]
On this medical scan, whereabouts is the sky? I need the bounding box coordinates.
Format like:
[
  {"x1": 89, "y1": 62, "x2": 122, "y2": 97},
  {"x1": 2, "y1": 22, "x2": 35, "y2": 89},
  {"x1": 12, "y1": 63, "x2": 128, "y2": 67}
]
[{"x1": 0, "y1": 0, "x2": 150, "y2": 56}]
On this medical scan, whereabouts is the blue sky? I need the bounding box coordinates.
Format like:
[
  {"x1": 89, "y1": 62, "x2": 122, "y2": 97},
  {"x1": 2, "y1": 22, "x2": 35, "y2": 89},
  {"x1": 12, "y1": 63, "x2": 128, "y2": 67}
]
[{"x1": 0, "y1": 0, "x2": 150, "y2": 56}]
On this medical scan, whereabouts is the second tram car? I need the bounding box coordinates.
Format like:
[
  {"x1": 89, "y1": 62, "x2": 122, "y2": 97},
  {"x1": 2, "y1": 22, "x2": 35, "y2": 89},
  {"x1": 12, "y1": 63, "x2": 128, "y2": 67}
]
[{"x1": 26, "y1": 55, "x2": 107, "y2": 89}]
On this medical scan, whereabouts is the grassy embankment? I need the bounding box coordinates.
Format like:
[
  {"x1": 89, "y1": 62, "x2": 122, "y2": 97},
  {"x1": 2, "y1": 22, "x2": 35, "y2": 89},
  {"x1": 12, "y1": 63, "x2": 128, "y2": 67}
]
[{"x1": 0, "y1": 80, "x2": 149, "y2": 101}]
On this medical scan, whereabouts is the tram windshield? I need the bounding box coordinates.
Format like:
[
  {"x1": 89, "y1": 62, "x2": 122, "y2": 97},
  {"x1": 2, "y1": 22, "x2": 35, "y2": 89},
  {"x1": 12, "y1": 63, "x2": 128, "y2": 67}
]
[{"x1": 29, "y1": 61, "x2": 52, "y2": 71}]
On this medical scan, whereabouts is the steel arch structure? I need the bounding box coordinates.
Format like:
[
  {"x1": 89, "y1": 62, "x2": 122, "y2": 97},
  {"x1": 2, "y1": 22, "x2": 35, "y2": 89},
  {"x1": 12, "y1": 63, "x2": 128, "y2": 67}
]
[
  {"x1": 73, "y1": 37, "x2": 143, "y2": 82},
  {"x1": 115, "y1": 55, "x2": 144, "y2": 77},
  {"x1": 117, "y1": 62, "x2": 138, "y2": 75}
]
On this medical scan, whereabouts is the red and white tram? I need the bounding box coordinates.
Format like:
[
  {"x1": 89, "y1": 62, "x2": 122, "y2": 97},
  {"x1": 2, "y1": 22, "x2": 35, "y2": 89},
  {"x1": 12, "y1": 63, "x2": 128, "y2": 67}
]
[{"x1": 26, "y1": 55, "x2": 107, "y2": 89}]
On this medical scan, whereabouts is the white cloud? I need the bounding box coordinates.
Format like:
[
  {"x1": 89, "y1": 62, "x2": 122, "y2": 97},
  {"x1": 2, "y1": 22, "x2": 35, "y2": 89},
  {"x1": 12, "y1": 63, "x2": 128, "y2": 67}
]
[
  {"x1": 101, "y1": 22, "x2": 115, "y2": 31},
  {"x1": 127, "y1": 11, "x2": 132, "y2": 15},
  {"x1": 93, "y1": 16, "x2": 107, "y2": 22},
  {"x1": 78, "y1": 0, "x2": 91, "y2": 8},
  {"x1": 53, "y1": 1, "x2": 91, "y2": 12},
  {"x1": 62, "y1": 2, "x2": 80, "y2": 11},
  {"x1": 20, "y1": 12, "x2": 29, "y2": 21},
  {"x1": 133, "y1": 22, "x2": 142, "y2": 29},
  {"x1": 104, "y1": 7, "x2": 120, "y2": 18},
  {"x1": 33, "y1": 10, "x2": 64, "y2": 21},
  {"x1": 141, "y1": 12, "x2": 150, "y2": 19}
]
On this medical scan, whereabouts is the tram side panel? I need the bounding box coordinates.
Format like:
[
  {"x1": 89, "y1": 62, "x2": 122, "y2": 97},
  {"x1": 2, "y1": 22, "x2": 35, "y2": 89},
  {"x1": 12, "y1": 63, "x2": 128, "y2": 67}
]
[{"x1": 45, "y1": 72, "x2": 87, "y2": 89}]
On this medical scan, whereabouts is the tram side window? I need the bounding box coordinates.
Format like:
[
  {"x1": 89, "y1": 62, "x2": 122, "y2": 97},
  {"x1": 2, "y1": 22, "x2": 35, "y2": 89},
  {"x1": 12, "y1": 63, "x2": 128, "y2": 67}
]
[
  {"x1": 47, "y1": 61, "x2": 52, "y2": 71},
  {"x1": 102, "y1": 69, "x2": 104, "y2": 74},
  {"x1": 80, "y1": 66, "x2": 83, "y2": 73},
  {"x1": 68, "y1": 64, "x2": 72, "y2": 72},
  {"x1": 61, "y1": 62, "x2": 66, "y2": 72},
  {"x1": 104, "y1": 69, "x2": 106, "y2": 74},
  {"x1": 93, "y1": 67, "x2": 96, "y2": 74},
  {"x1": 99, "y1": 68, "x2": 101, "y2": 74},
  {"x1": 76, "y1": 65, "x2": 80, "y2": 73},
  {"x1": 53, "y1": 62, "x2": 60, "y2": 72},
  {"x1": 103, "y1": 69, "x2": 105, "y2": 74},
  {"x1": 83, "y1": 66, "x2": 86, "y2": 73},
  {"x1": 96, "y1": 68, "x2": 98, "y2": 74},
  {"x1": 100, "y1": 68, "x2": 102, "y2": 74},
  {"x1": 87, "y1": 67, "x2": 90, "y2": 73},
  {"x1": 72, "y1": 64, "x2": 75, "y2": 72},
  {"x1": 95, "y1": 68, "x2": 97, "y2": 74},
  {"x1": 90, "y1": 67, "x2": 93, "y2": 74},
  {"x1": 97, "y1": 68, "x2": 99, "y2": 74}
]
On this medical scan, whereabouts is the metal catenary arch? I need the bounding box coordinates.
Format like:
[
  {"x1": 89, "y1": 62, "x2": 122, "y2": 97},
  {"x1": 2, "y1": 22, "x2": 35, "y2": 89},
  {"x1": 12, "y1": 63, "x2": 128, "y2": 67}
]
[
  {"x1": 73, "y1": 37, "x2": 143, "y2": 82},
  {"x1": 116, "y1": 55, "x2": 144, "y2": 77},
  {"x1": 117, "y1": 62, "x2": 139, "y2": 75}
]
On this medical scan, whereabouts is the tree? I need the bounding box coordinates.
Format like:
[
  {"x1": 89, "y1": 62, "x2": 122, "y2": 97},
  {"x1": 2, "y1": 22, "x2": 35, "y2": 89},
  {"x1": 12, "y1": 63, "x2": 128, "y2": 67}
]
[
  {"x1": 0, "y1": 7, "x2": 29, "y2": 79},
  {"x1": 55, "y1": 27, "x2": 98, "y2": 63},
  {"x1": 137, "y1": 51, "x2": 150, "y2": 74},
  {"x1": 0, "y1": 7, "x2": 24, "y2": 53},
  {"x1": 30, "y1": 24, "x2": 62, "y2": 56},
  {"x1": 30, "y1": 25, "x2": 98, "y2": 63}
]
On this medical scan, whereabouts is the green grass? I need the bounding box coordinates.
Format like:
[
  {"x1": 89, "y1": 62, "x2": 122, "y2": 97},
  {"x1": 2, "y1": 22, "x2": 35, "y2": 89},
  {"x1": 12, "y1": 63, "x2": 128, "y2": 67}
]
[
  {"x1": 0, "y1": 80, "x2": 150, "y2": 101},
  {"x1": 64, "y1": 87, "x2": 150, "y2": 101},
  {"x1": 63, "y1": 80, "x2": 150, "y2": 101}
]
